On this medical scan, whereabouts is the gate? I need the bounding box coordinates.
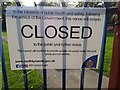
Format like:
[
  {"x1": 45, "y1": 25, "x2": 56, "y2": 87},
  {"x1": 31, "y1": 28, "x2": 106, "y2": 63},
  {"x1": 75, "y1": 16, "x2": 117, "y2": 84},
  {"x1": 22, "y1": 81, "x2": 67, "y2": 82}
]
[{"x1": 0, "y1": 0, "x2": 120, "y2": 90}]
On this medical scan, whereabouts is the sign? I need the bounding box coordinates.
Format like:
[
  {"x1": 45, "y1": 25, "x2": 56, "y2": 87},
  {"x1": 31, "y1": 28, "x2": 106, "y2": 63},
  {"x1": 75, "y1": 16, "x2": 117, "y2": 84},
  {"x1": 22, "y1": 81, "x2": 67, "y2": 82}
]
[{"x1": 6, "y1": 7, "x2": 106, "y2": 70}]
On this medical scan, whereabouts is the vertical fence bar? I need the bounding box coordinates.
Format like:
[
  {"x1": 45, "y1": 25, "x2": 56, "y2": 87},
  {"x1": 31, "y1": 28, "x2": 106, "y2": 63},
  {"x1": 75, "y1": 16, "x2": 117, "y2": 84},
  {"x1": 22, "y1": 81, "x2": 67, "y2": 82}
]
[
  {"x1": 15, "y1": 1, "x2": 28, "y2": 90},
  {"x1": 97, "y1": 2, "x2": 108, "y2": 90},
  {"x1": 0, "y1": 39, "x2": 8, "y2": 90},
  {"x1": 15, "y1": 0, "x2": 21, "y2": 6},
  {"x1": 80, "y1": 1, "x2": 88, "y2": 90},
  {"x1": 0, "y1": 3, "x2": 8, "y2": 90},
  {"x1": 43, "y1": 69, "x2": 47, "y2": 90},
  {"x1": 39, "y1": 1, "x2": 47, "y2": 90},
  {"x1": 62, "y1": 69, "x2": 66, "y2": 90},
  {"x1": 22, "y1": 70, "x2": 28, "y2": 90},
  {"x1": 61, "y1": 1, "x2": 66, "y2": 90},
  {"x1": 80, "y1": 69, "x2": 85, "y2": 90}
]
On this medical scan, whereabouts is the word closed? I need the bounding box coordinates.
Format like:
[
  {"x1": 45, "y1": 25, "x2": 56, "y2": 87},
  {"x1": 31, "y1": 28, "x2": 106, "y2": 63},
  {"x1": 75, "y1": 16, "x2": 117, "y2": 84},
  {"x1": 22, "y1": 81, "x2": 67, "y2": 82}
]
[{"x1": 21, "y1": 25, "x2": 92, "y2": 39}]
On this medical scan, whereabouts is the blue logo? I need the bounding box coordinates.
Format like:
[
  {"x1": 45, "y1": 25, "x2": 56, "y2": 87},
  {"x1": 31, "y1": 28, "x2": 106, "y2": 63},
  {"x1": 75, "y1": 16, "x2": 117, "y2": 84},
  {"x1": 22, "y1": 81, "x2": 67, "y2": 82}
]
[
  {"x1": 82, "y1": 55, "x2": 98, "y2": 68},
  {"x1": 16, "y1": 64, "x2": 28, "y2": 68}
]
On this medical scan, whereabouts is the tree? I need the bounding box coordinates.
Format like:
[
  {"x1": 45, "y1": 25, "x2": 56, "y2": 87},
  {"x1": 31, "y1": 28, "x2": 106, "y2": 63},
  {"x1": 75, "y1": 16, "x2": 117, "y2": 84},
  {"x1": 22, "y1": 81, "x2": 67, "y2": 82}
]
[
  {"x1": 1, "y1": 0, "x2": 24, "y2": 31},
  {"x1": 75, "y1": 1, "x2": 117, "y2": 25},
  {"x1": 76, "y1": 2, "x2": 83, "y2": 7},
  {"x1": 38, "y1": 2, "x2": 60, "y2": 7}
]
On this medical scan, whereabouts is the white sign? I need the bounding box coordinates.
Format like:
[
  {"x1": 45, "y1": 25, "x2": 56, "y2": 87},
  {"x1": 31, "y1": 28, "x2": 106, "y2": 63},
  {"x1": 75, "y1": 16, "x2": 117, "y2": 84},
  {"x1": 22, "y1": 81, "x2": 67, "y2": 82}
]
[{"x1": 6, "y1": 7, "x2": 106, "y2": 70}]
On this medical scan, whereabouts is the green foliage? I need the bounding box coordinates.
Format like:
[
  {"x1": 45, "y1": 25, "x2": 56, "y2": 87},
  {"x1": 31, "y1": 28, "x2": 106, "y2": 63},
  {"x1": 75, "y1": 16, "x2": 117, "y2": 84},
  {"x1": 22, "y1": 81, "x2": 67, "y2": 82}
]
[
  {"x1": 76, "y1": 2, "x2": 83, "y2": 7},
  {"x1": 76, "y1": 2, "x2": 117, "y2": 8},
  {"x1": 106, "y1": 2, "x2": 117, "y2": 7},
  {"x1": 103, "y1": 32, "x2": 114, "y2": 77},
  {"x1": 2, "y1": 32, "x2": 7, "y2": 37},
  {"x1": 0, "y1": 60, "x2": 2, "y2": 90},
  {"x1": 2, "y1": 42, "x2": 43, "y2": 89},
  {"x1": 39, "y1": 2, "x2": 60, "y2": 7}
]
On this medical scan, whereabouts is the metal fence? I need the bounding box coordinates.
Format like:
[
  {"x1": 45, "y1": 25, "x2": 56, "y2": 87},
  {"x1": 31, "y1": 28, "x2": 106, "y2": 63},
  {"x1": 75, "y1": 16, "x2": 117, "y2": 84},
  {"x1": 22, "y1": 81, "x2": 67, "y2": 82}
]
[{"x1": 0, "y1": 1, "x2": 118, "y2": 90}]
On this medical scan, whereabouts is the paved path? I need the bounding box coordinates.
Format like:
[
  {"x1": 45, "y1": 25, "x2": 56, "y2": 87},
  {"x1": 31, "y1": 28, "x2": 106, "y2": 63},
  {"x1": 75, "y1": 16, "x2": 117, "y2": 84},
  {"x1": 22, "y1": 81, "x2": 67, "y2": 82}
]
[
  {"x1": 46, "y1": 69, "x2": 109, "y2": 89},
  {"x1": 3, "y1": 37, "x2": 109, "y2": 89}
]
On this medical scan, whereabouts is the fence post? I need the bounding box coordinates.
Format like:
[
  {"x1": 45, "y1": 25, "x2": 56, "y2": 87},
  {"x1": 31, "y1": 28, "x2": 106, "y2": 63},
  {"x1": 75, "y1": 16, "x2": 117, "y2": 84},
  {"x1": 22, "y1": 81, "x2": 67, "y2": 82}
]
[
  {"x1": 0, "y1": 3, "x2": 8, "y2": 90},
  {"x1": 61, "y1": 1, "x2": 66, "y2": 90},
  {"x1": 97, "y1": 2, "x2": 108, "y2": 90},
  {"x1": 15, "y1": 1, "x2": 28, "y2": 90},
  {"x1": 108, "y1": 2, "x2": 120, "y2": 89}
]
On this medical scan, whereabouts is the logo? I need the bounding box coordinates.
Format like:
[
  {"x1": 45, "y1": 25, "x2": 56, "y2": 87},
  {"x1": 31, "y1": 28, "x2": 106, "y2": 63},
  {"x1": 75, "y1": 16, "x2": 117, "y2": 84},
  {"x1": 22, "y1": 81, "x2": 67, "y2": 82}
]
[
  {"x1": 86, "y1": 60, "x2": 94, "y2": 68},
  {"x1": 16, "y1": 64, "x2": 28, "y2": 68}
]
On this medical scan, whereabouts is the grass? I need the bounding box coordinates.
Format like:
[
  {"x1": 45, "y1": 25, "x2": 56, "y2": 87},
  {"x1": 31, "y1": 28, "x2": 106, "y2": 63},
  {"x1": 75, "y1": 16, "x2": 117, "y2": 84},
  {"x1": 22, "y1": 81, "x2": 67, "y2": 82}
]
[
  {"x1": 2, "y1": 41, "x2": 43, "y2": 89},
  {"x1": 2, "y1": 32, "x2": 7, "y2": 37},
  {"x1": 103, "y1": 31, "x2": 114, "y2": 77},
  {"x1": 93, "y1": 31, "x2": 114, "y2": 77},
  {"x1": 0, "y1": 61, "x2": 2, "y2": 90}
]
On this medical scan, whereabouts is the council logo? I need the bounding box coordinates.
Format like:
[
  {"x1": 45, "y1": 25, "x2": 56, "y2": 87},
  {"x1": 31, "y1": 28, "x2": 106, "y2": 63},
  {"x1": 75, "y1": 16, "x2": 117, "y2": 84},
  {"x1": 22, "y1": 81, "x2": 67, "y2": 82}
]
[{"x1": 86, "y1": 60, "x2": 94, "y2": 68}]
